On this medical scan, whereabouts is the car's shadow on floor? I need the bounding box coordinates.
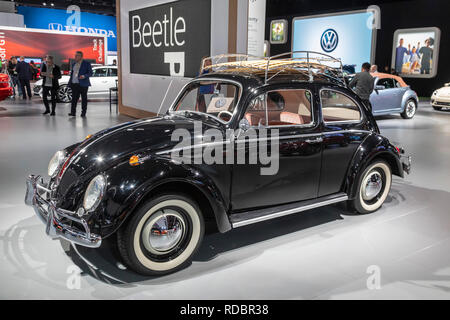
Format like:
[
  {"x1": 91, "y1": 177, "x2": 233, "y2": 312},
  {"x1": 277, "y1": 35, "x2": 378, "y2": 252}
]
[{"x1": 4, "y1": 180, "x2": 446, "y2": 290}]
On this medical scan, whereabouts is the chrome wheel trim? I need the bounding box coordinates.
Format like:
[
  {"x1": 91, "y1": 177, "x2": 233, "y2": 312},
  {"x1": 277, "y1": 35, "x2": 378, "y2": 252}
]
[
  {"x1": 359, "y1": 162, "x2": 392, "y2": 212},
  {"x1": 58, "y1": 86, "x2": 72, "y2": 102},
  {"x1": 141, "y1": 209, "x2": 186, "y2": 255},
  {"x1": 133, "y1": 199, "x2": 201, "y2": 272},
  {"x1": 406, "y1": 101, "x2": 416, "y2": 118},
  {"x1": 362, "y1": 171, "x2": 383, "y2": 201}
]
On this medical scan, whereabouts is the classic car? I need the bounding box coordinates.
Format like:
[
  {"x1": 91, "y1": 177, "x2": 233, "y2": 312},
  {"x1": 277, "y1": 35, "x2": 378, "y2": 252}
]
[
  {"x1": 25, "y1": 52, "x2": 411, "y2": 276},
  {"x1": 431, "y1": 83, "x2": 450, "y2": 110},
  {"x1": 0, "y1": 73, "x2": 13, "y2": 102},
  {"x1": 33, "y1": 65, "x2": 118, "y2": 103},
  {"x1": 347, "y1": 72, "x2": 419, "y2": 119}
]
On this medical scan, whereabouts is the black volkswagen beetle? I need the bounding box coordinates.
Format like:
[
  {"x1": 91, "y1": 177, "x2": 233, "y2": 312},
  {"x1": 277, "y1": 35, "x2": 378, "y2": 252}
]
[{"x1": 25, "y1": 52, "x2": 411, "y2": 275}]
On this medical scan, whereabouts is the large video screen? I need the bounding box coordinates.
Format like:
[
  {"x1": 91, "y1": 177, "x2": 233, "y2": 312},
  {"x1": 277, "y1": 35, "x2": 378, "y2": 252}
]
[
  {"x1": 292, "y1": 11, "x2": 376, "y2": 73},
  {"x1": 391, "y1": 27, "x2": 441, "y2": 78}
]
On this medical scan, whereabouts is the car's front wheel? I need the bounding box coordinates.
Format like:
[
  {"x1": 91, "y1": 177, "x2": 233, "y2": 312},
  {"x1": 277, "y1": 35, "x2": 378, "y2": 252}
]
[
  {"x1": 117, "y1": 194, "x2": 204, "y2": 276},
  {"x1": 57, "y1": 84, "x2": 72, "y2": 103},
  {"x1": 401, "y1": 99, "x2": 417, "y2": 119},
  {"x1": 349, "y1": 160, "x2": 392, "y2": 214}
]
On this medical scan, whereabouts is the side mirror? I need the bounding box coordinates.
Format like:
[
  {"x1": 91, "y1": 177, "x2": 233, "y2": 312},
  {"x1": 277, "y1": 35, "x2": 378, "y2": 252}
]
[
  {"x1": 239, "y1": 118, "x2": 250, "y2": 132},
  {"x1": 235, "y1": 118, "x2": 250, "y2": 140}
]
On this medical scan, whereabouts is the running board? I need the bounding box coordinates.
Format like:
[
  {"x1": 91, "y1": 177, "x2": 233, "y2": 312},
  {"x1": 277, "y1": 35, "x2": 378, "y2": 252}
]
[{"x1": 230, "y1": 193, "x2": 348, "y2": 228}]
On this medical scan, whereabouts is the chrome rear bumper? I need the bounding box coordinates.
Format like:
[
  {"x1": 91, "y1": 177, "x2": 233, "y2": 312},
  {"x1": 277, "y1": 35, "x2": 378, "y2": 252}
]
[
  {"x1": 401, "y1": 155, "x2": 412, "y2": 175},
  {"x1": 25, "y1": 175, "x2": 102, "y2": 248}
]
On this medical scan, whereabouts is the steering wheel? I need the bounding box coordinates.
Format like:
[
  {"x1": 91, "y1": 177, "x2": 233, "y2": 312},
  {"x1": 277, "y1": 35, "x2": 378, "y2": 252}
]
[{"x1": 218, "y1": 111, "x2": 233, "y2": 121}]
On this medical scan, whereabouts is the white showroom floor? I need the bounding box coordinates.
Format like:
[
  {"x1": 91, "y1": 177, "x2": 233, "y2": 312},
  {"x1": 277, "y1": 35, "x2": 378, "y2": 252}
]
[{"x1": 0, "y1": 97, "x2": 449, "y2": 299}]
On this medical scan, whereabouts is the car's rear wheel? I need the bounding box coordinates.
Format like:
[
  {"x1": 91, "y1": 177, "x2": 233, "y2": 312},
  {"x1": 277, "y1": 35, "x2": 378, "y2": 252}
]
[
  {"x1": 349, "y1": 160, "x2": 392, "y2": 214},
  {"x1": 57, "y1": 85, "x2": 72, "y2": 103},
  {"x1": 117, "y1": 194, "x2": 204, "y2": 276},
  {"x1": 432, "y1": 106, "x2": 442, "y2": 111},
  {"x1": 401, "y1": 99, "x2": 417, "y2": 119}
]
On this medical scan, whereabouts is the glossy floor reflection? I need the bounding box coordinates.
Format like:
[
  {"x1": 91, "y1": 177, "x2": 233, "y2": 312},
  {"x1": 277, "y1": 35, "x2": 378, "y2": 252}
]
[{"x1": 0, "y1": 98, "x2": 449, "y2": 299}]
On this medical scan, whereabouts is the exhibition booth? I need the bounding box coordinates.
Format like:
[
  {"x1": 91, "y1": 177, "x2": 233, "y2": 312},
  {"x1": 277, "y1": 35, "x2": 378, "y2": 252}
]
[{"x1": 1, "y1": 0, "x2": 450, "y2": 303}]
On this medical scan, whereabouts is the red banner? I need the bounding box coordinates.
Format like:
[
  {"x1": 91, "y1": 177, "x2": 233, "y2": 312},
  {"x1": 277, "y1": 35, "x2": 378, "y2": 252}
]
[{"x1": 0, "y1": 27, "x2": 106, "y2": 65}]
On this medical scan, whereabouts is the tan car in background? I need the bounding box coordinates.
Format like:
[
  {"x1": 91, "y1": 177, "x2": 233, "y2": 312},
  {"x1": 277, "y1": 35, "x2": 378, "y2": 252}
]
[{"x1": 431, "y1": 83, "x2": 450, "y2": 110}]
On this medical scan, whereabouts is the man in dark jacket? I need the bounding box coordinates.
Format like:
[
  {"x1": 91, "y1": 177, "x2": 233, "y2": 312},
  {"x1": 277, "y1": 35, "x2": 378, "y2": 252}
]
[
  {"x1": 68, "y1": 51, "x2": 93, "y2": 117},
  {"x1": 40, "y1": 55, "x2": 62, "y2": 116},
  {"x1": 348, "y1": 62, "x2": 374, "y2": 111},
  {"x1": 15, "y1": 56, "x2": 33, "y2": 99},
  {"x1": 7, "y1": 57, "x2": 21, "y2": 98}
]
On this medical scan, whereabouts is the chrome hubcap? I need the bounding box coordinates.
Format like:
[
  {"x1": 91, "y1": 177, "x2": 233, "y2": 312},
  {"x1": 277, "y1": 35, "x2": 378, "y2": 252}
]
[
  {"x1": 362, "y1": 171, "x2": 383, "y2": 201},
  {"x1": 406, "y1": 101, "x2": 416, "y2": 117},
  {"x1": 141, "y1": 209, "x2": 185, "y2": 255}
]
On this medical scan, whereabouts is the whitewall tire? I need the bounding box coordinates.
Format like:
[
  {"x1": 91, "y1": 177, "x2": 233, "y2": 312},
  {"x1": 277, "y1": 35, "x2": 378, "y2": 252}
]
[
  {"x1": 118, "y1": 194, "x2": 204, "y2": 276},
  {"x1": 350, "y1": 160, "x2": 392, "y2": 214}
]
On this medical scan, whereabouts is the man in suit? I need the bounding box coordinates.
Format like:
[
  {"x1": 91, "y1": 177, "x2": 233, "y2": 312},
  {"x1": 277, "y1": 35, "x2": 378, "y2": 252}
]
[
  {"x1": 68, "y1": 51, "x2": 93, "y2": 117},
  {"x1": 15, "y1": 56, "x2": 33, "y2": 99},
  {"x1": 40, "y1": 55, "x2": 62, "y2": 116}
]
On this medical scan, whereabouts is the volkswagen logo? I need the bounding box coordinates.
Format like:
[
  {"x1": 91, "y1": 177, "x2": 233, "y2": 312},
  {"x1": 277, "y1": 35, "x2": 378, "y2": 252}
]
[
  {"x1": 320, "y1": 29, "x2": 339, "y2": 53},
  {"x1": 48, "y1": 23, "x2": 64, "y2": 31}
]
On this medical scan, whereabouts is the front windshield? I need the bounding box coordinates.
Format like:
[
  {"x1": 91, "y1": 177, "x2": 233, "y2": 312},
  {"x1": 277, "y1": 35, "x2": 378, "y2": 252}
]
[{"x1": 171, "y1": 80, "x2": 240, "y2": 123}]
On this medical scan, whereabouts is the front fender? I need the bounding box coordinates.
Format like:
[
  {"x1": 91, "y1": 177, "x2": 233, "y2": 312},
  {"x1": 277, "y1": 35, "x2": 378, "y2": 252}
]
[
  {"x1": 97, "y1": 155, "x2": 231, "y2": 238},
  {"x1": 344, "y1": 133, "x2": 403, "y2": 199}
]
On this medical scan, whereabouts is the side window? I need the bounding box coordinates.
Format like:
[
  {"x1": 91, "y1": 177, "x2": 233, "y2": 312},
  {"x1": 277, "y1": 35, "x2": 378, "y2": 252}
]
[
  {"x1": 92, "y1": 68, "x2": 108, "y2": 77},
  {"x1": 244, "y1": 89, "x2": 313, "y2": 127},
  {"x1": 377, "y1": 78, "x2": 395, "y2": 89},
  {"x1": 321, "y1": 90, "x2": 361, "y2": 122},
  {"x1": 109, "y1": 68, "x2": 118, "y2": 77}
]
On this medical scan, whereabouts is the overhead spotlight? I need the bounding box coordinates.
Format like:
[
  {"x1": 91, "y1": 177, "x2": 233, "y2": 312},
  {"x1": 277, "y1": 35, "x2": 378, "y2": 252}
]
[{"x1": 42, "y1": 2, "x2": 47, "y2": 6}]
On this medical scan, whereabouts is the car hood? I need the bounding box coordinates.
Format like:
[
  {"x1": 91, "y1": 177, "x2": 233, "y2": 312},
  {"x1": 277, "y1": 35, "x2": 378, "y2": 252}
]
[
  {"x1": 436, "y1": 86, "x2": 450, "y2": 96},
  {"x1": 34, "y1": 75, "x2": 71, "y2": 86},
  {"x1": 56, "y1": 115, "x2": 224, "y2": 200}
]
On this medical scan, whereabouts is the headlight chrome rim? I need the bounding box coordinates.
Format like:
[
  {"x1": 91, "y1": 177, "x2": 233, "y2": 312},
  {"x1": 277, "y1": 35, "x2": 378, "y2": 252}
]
[
  {"x1": 83, "y1": 174, "x2": 107, "y2": 212},
  {"x1": 48, "y1": 150, "x2": 66, "y2": 177}
]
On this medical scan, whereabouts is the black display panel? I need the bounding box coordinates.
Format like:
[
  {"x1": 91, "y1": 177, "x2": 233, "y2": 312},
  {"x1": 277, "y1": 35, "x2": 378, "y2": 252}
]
[{"x1": 129, "y1": 0, "x2": 211, "y2": 78}]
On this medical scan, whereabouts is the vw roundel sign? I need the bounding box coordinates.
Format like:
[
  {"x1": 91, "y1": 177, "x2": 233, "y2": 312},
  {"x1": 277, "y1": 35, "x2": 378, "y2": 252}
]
[{"x1": 320, "y1": 28, "x2": 339, "y2": 53}]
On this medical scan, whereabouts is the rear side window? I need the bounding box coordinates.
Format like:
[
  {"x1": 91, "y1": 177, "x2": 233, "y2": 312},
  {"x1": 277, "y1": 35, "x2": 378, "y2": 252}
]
[
  {"x1": 245, "y1": 89, "x2": 313, "y2": 127},
  {"x1": 321, "y1": 90, "x2": 361, "y2": 122}
]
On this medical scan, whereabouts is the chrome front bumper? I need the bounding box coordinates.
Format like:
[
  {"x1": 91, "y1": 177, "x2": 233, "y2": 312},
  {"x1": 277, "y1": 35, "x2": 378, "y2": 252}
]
[{"x1": 25, "y1": 175, "x2": 102, "y2": 248}]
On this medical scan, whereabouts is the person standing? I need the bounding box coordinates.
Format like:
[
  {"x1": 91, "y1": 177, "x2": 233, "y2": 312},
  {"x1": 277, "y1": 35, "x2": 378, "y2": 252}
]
[
  {"x1": 419, "y1": 39, "x2": 433, "y2": 75},
  {"x1": 7, "y1": 57, "x2": 22, "y2": 98},
  {"x1": 348, "y1": 62, "x2": 374, "y2": 111},
  {"x1": 395, "y1": 38, "x2": 408, "y2": 74},
  {"x1": 68, "y1": 51, "x2": 93, "y2": 117},
  {"x1": 15, "y1": 56, "x2": 33, "y2": 99},
  {"x1": 40, "y1": 56, "x2": 61, "y2": 116}
]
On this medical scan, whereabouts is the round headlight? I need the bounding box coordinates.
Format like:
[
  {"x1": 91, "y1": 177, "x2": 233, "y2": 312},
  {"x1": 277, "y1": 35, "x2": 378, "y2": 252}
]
[
  {"x1": 83, "y1": 175, "x2": 106, "y2": 212},
  {"x1": 48, "y1": 150, "x2": 66, "y2": 177}
]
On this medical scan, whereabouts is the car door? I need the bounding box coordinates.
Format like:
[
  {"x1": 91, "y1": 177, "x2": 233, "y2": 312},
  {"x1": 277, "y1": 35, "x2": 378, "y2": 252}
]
[
  {"x1": 319, "y1": 88, "x2": 371, "y2": 197},
  {"x1": 231, "y1": 86, "x2": 323, "y2": 211},
  {"x1": 370, "y1": 78, "x2": 401, "y2": 114},
  {"x1": 89, "y1": 67, "x2": 110, "y2": 94}
]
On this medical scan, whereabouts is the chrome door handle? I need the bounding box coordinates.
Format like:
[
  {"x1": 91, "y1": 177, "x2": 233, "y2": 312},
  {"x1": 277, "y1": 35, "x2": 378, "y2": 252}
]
[{"x1": 305, "y1": 137, "x2": 323, "y2": 144}]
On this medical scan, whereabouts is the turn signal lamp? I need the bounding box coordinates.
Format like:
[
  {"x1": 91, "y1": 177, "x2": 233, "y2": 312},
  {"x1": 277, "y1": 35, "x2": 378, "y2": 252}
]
[
  {"x1": 129, "y1": 155, "x2": 141, "y2": 166},
  {"x1": 85, "y1": 134, "x2": 93, "y2": 140}
]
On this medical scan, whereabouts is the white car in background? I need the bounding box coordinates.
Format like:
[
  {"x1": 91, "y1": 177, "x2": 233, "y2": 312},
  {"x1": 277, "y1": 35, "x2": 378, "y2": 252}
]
[
  {"x1": 33, "y1": 66, "x2": 118, "y2": 103},
  {"x1": 431, "y1": 83, "x2": 450, "y2": 110}
]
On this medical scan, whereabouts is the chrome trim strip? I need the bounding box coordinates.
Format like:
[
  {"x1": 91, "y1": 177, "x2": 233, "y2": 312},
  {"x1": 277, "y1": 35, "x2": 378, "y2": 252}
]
[
  {"x1": 232, "y1": 194, "x2": 349, "y2": 228},
  {"x1": 156, "y1": 129, "x2": 373, "y2": 155}
]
